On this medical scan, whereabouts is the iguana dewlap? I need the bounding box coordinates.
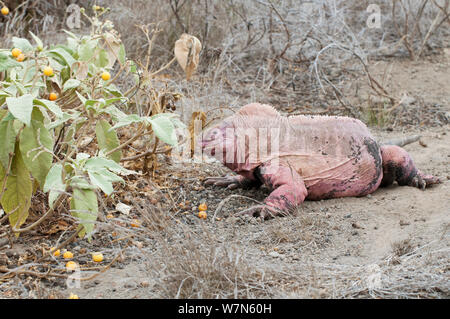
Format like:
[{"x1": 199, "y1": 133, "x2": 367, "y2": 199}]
[{"x1": 202, "y1": 103, "x2": 440, "y2": 218}]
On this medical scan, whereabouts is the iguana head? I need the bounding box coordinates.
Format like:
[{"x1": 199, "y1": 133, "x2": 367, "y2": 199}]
[
  {"x1": 201, "y1": 103, "x2": 281, "y2": 171},
  {"x1": 201, "y1": 119, "x2": 234, "y2": 160}
]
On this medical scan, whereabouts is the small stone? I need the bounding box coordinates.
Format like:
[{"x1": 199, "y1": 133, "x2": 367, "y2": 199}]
[
  {"x1": 399, "y1": 220, "x2": 410, "y2": 226},
  {"x1": 124, "y1": 282, "x2": 137, "y2": 289},
  {"x1": 268, "y1": 251, "x2": 280, "y2": 258},
  {"x1": 352, "y1": 222, "x2": 364, "y2": 229}
]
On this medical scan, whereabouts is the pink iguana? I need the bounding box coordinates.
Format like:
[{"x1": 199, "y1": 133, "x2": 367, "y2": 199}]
[{"x1": 201, "y1": 103, "x2": 440, "y2": 218}]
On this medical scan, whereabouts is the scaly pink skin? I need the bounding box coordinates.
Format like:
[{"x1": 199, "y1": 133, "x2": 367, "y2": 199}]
[
  {"x1": 202, "y1": 103, "x2": 440, "y2": 218},
  {"x1": 380, "y1": 145, "x2": 440, "y2": 189}
]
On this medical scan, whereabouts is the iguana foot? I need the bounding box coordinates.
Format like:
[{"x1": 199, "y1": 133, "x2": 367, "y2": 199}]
[
  {"x1": 380, "y1": 145, "x2": 440, "y2": 190},
  {"x1": 236, "y1": 205, "x2": 285, "y2": 219},
  {"x1": 408, "y1": 173, "x2": 440, "y2": 190},
  {"x1": 204, "y1": 174, "x2": 260, "y2": 190}
]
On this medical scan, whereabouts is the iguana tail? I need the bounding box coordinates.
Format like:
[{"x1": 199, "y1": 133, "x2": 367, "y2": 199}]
[{"x1": 381, "y1": 135, "x2": 421, "y2": 147}]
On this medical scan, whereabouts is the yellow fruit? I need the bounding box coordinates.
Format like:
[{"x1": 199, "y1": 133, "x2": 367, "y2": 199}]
[
  {"x1": 51, "y1": 248, "x2": 60, "y2": 257},
  {"x1": 93, "y1": 5, "x2": 100, "y2": 11},
  {"x1": 1, "y1": 6, "x2": 9, "y2": 15},
  {"x1": 92, "y1": 253, "x2": 104, "y2": 263},
  {"x1": 16, "y1": 53, "x2": 25, "y2": 62},
  {"x1": 11, "y1": 48, "x2": 22, "y2": 58},
  {"x1": 63, "y1": 251, "x2": 74, "y2": 259},
  {"x1": 198, "y1": 211, "x2": 207, "y2": 219},
  {"x1": 49, "y1": 92, "x2": 58, "y2": 101},
  {"x1": 66, "y1": 261, "x2": 78, "y2": 271},
  {"x1": 101, "y1": 71, "x2": 111, "y2": 81},
  {"x1": 69, "y1": 293, "x2": 79, "y2": 299},
  {"x1": 52, "y1": 248, "x2": 61, "y2": 257},
  {"x1": 106, "y1": 213, "x2": 114, "y2": 219},
  {"x1": 43, "y1": 66, "x2": 54, "y2": 76},
  {"x1": 198, "y1": 203, "x2": 207, "y2": 211}
]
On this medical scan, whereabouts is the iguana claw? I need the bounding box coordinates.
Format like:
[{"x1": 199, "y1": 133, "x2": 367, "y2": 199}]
[{"x1": 236, "y1": 205, "x2": 285, "y2": 219}]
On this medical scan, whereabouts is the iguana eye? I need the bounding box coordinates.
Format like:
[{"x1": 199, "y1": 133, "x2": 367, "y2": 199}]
[{"x1": 210, "y1": 129, "x2": 220, "y2": 139}]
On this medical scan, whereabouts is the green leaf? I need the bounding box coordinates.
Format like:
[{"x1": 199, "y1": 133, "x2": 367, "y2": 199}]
[
  {"x1": 29, "y1": 31, "x2": 43, "y2": 49},
  {"x1": 96, "y1": 49, "x2": 109, "y2": 68},
  {"x1": 34, "y1": 99, "x2": 63, "y2": 118},
  {"x1": 6, "y1": 94, "x2": 34, "y2": 126},
  {"x1": 43, "y1": 164, "x2": 65, "y2": 208},
  {"x1": 63, "y1": 29, "x2": 79, "y2": 39},
  {"x1": 1, "y1": 145, "x2": 32, "y2": 233},
  {"x1": 103, "y1": 105, "x2": 127, "y2": 121},
  {"x1": 12, "y1": 37, "x2": 34, "y2": 52},
  {"x1": 75, "y1": 91, "x2": 87, "y2": 105},
  {"x1": 104, "y1": 84, "x2": 124, "y2": 97},
  {"x1": 70, "y1": 188, "x2": 98, "y2": 239},
  {"x1": 48, "y1": 47, "x2": 77, "y2": 67},
  {"x1": 69, "y1": 176, "x2": 96, "y2": 190},
  {"x1": 60, "y1": 66, "x2": 71, "y2": 83},
  {"x1": 0, "y1": 120, "x2": 16, "y2": 169},
  {"x1": 96, "y1": 119, "x2": 121, "y2": 163},
  {"x1": 19, "y1": 118, "x2": 54, "y2": 188},
  {"x1": 0, "y1": 52, "x2": 22, "y2": 72},
  {"x1": 85, "y1": 157, "x2": 134, "y2": 175},
  {"x1": 78, "y1": 39, "x2": 98, "y2": 61},
  {"x1": 63, "y1": 79, "x2": 81, "y2": 92},
  {"x1": 147, "y1": 116, "x2": 177, "y2": 146},
  {"x1": 88, "y1": 170, "x2": 116, "y2": 195},
  {"x1": 118, "y1": 44, "x2": 126, "y2": 64},
  {"x1": 110, "y1": 114, "x2": 143, "y2": 130}
]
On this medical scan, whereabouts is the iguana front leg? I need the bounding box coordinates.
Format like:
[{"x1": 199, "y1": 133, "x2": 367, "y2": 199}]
[
  {"x1": 238, "y1": 162, "x2": 308, "y2": 219},
  {"x1": 204, "y1": 174, "x2": 261, "y2": 190}
]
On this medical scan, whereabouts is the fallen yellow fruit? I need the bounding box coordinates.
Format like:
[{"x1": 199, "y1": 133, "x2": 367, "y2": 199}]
[
  {"x1": 92, "y1": 253, "x2": 104, "y2": 263},
  {"x1": 43, "y1": 66, "x2": 54, "y2": 76},
  {"x1": 11, "y1": 48, "x2": 22, "y2": 58},
  {"x1": 198, "y1": 211, "x2": 207, "y2": 219},
  {"x1": 1, "y1": 6, "x2": 9, "y2": 15},
  {"x1": 69, "y1": 293, "x2": 79, "y2": 299},
  {"x1": 66, "y1": 261, "x2": 78, "y2": 271},
  {"x1": 63, "y1": 251, "x2": 74, "y2": 259},
  {"x1": 51, "y1": 247, "x2": 60, "y2": 257},
  {"x1": 198, "y1": 203, "x2": 207, "y2": 211}
]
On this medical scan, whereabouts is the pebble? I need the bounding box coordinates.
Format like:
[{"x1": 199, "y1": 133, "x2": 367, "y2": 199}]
[
  {"x1": 124, "y1": 282, "x2": 137, "y2": 289},
  {"x1": 268, "y1": 251, "x2": 281, "y2": 258}
]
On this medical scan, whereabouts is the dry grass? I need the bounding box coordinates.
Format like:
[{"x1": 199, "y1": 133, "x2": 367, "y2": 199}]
[{"x1": 121, "y1": 201, "x2": 449, "y2": 299}]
